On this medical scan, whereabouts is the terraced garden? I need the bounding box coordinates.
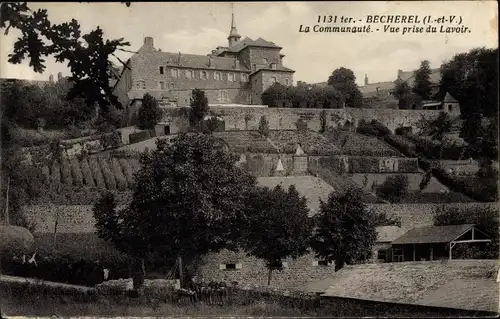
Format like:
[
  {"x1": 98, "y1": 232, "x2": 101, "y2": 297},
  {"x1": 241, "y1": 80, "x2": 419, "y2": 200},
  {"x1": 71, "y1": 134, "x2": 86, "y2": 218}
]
[
  {"x1": 213, "y1": 131, "x2": 278, "y2": 153},
  {"x1": 267, "y1": 130, "x2": 340, "y2": 155},
  {"x1": 325, "y1": 130, "x2": 401, "y2": 157}
]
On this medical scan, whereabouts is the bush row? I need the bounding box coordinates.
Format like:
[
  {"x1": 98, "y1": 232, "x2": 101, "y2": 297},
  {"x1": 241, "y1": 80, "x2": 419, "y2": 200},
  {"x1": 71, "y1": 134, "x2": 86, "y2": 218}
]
[
  {"x1": 405, "y1": 133, "x2": 471, "y2": 160},
  {"x1": 431, "y1": 169, "x2": 498, "y2": 202},
  {"x1": 383, "y1": 135, "x2": 419, "y2": 158},
  {"x1": 129, "y1": 129, "x2": 156, "y2": 144}
]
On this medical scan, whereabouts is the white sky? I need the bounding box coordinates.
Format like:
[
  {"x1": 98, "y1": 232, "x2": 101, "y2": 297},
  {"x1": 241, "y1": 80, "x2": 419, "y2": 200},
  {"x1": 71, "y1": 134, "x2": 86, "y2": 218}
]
[{"x1": 0, "y1": 1, "x2": 497, "y2": 86}]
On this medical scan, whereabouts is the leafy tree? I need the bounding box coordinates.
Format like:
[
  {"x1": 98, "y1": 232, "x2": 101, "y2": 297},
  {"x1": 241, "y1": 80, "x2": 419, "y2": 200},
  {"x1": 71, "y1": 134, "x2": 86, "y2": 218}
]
[
  {"x1": 93, "y1": 134, "x2": 256, "y2": 289},
  {"x1": 137, "y1": 93, "x2": 162, "y2": 130},
  {"x1": 433, "y1": 205, "x2": 498, "y2": 259},
  {"x1": 261, "y1": 83, "x2": 288, "y2": 107},
  {"x1": 319, "y1": 110, "x2": 327, "y2": 133},
  {"x1": 310, "y1": 188, "x2": 378, "y2": 271},
  {"x1": 376, "y1": 175, "x2": 409, "y2": 203},
  {"x1": 189, "y1": 89, "x2": 209, "y2": 130},
  {"x1": 242, "y1": 185, "x2": 312, "y2": 285},
  {"x1": 258, "y1": 116, "x2": 270, "y2": 137},
  {"x1": 393, "y1": 79, "x2": 413, "y2": 109},
  {"x1": 412, "y1": 60, "x2": 432, "y2": 100},
  {"x1": 0, "y1": 2, "x2": 132, "y2": 122},
  {"x1": 327, "y1": 67, "x2": 363, "y2": 108},
  {"x1": 417, "y1": 112, "x2": 453, "y2": 141}
]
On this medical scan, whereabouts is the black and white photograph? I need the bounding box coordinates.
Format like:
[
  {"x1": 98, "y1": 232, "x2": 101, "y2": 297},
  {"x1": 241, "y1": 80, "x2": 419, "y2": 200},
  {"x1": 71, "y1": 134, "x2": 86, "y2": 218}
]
[{"x1": 0, "y1": 1, "x2": 498, "y2": 317}]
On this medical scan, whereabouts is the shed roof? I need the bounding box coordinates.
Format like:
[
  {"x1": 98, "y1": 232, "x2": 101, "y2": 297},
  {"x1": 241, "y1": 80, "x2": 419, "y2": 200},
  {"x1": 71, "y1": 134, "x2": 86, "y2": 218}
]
[
  {"x1": 391, "y1": 224, "x2": 476, "y2": 245},
  {"x1": 376, "y1": 226, "x2": 407, "y2": 243},
  {"x1": 443, "y1": 92, "x2": 458, "y2": 103}
]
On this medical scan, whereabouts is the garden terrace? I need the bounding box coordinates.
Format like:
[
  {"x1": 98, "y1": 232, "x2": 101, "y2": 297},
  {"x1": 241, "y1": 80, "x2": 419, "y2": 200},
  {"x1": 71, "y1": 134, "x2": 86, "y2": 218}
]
[
  {"x1": 267, "y1": 130, "x2": 340, "y2": 155},
  {"x1": 325, "y1": 130, "x2": 401, "y2": 157},
  {"x1": 39, "y1": 156, "x2": 141, "y2": 191},
  {"x1": 213, "y1": 131, "x2": 278, "y2": 154}
]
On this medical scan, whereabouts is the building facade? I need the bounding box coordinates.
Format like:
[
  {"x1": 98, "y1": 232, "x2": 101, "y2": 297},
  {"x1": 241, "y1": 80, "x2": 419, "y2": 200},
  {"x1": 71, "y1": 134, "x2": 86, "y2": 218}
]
[{"x1": 112, "y1": 12, "x2": 294, "y2": 123}]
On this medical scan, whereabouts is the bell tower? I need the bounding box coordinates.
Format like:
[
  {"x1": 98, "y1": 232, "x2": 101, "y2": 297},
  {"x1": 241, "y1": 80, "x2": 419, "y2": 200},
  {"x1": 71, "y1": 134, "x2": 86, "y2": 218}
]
[{"x1": 227, "y1": 3, "x2": 241, "y2": 47}]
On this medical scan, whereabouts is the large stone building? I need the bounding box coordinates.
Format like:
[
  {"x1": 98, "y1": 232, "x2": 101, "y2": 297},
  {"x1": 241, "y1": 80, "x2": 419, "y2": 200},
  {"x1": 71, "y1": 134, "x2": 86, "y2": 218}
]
[{"x1": 112, "y1": 11, "x2": 294, "y2": 121}]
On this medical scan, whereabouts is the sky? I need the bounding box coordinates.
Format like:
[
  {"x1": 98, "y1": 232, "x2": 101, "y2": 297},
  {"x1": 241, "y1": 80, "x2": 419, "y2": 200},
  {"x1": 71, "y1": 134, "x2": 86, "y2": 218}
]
[{"x1": 0, "y1": 1, "x2": 497, "y2": 86}]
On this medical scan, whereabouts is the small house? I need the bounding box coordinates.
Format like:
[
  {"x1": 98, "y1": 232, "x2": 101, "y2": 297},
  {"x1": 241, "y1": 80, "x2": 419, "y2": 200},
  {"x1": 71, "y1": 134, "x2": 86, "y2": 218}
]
[{"x1": 390, "y1": 224, "x2": 492, "y2": 262}]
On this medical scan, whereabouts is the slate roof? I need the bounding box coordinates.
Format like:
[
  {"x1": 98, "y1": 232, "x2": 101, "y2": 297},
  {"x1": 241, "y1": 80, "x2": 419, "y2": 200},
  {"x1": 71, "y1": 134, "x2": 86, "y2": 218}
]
[
  {"x1": 443, "y1": 92, "x2": 458, "y2": 103},
  {"x1": 376, "y1": 226, "x2": 407, "y2": 243},
  {"x1": 146, "y1": 51, "x2": 251, "y2": 72},
  {"x1": 391, "y1": 224, "x2": 476, "y2": 245},
  {"x1": 251, "y1": 66, "x2": 295, "y2": 75},
  {"x1": 222, "y1": 37, "x2": 282, "y2": 53}
]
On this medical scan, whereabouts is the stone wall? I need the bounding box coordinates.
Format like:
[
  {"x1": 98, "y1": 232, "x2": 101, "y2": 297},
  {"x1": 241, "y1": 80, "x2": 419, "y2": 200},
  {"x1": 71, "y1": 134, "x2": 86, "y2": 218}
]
[
  {"x1": 161, "y1": 106, "x2": 441, "y2": 133},
  {"x1": 308, "y1": 156, "x2": 420, "y2": 174}
]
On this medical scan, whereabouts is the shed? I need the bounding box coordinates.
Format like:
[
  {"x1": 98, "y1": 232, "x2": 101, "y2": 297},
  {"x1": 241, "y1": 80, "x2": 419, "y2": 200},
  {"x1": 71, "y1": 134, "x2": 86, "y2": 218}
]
[{"x1": 390, "y1": 224, "x2": 492, "y2": 262}]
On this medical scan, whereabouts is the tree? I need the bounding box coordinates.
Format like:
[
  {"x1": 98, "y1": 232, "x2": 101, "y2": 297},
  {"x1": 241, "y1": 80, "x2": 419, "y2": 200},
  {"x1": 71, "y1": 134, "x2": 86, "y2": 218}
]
[
  {"x1": 433, "y1": 204, "x2": 498, "y2": 259},
  {"x1": 261, "y1": 83, "x2": 288, "y2": 107},
  {"x1": 189, "y1": 89, "x2": 209, "y2": 130},
  {"x1": 376, "y1": 175, "x2": 409, "y2": 203},
  {"x1": 393, "y1": 79, "x2": 413, "y2": 109},
  {"x1": 412, "y1": 60, "x2": 432, "y2": 100},
  {"x1": 0, "y1": 2, "x2": 132, "y2": 121},
  {"x1": 242, "y1": 185, "x2": 312, "y2": 286},
  {"x1": 258, "y1": 116, "x2": 270, "y2": 137},
  {"x1": 93, "y1": 134, "x2": 256, "y2": 289},
  {"x1": 137, "y1": 93, "x2": 162, "y2": 130},
  {"x1": 310, "y1": 188, "x2": 378, "y2": 271},
  {"x1": 327, "y1": 67, "x2": 363, "y2": 108}
]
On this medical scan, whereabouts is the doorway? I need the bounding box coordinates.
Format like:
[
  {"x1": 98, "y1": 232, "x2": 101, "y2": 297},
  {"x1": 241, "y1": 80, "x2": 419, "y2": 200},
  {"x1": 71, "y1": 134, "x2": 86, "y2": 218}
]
[{"x1": 164, "y1": 125, "x2": 171, "y2": 135}]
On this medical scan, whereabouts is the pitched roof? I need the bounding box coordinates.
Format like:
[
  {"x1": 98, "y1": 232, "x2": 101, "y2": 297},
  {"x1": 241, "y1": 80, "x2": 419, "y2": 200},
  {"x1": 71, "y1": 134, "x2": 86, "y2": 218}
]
[
  {"x1": 376, "y1": 226, "x2": 407, "y2": 243},
  {"x1": 391, "y1": 224, "x2": 476, "y2": 245},
  {"x1": 398, "y1": 68, "x2": 441, "y2": 85},
  {"x1": 443, "y1": 92, "x2": 458, "y2": 103},
  {"x1": 358, "y1": 81, "x2": 396, "y2": 95},
  {"x1": 224, "y1": 37, "x2": 282, "y2": 53},
  {"x1": 251, "y1": 65, "x2": 295, "y2": 75},
  {"x1": 142, "y1": 51, "x2": 251, "y2": 72}
]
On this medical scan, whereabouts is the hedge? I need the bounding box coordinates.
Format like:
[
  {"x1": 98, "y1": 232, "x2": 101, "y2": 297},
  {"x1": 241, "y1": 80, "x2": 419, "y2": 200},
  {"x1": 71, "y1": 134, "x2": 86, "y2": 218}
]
[
  {"x1": 383, "y1": 135, "x2": 419, "y2": 158},
  {"x1": 432, "y1": 169, "x2": 497, "y2": 202},
  {"x1": 405, "y1": 133, "x2": 471, "y2": 160}
]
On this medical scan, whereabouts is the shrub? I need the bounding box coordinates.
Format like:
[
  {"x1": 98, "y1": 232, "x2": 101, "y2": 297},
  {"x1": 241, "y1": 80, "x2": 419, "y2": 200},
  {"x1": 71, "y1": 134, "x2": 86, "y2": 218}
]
[
  {"x1": 258, "y1": 116, "x2": 270, "y2": 137},
  {"x1": 137, "y1": 93, "x2": 162, "y2": 130},
  {"x1": 383, "y1": 135, "x2": 419, "y2": 157},
  {"x1": 356, "y1": 119, "x2": 391, "y2": 137},
  {"x1": 41, "y1": 165, "x2": 50, "y2": 184},
  {"x1": 129, "y1": 158, "x2": 141, "y2": 172},
  {"x1": 60, "y1": 158, "x2": 73, "y2": 185},
  {"x1": 296, "y1": 119, "x2": 308, "y2": 133},
  {"x1": 70, "y1": 158, "x2": 84, "y2": 187},
  {"x1": 80, "y1": 157, "x2": 96, "y2": 187},
  {"x1": 348, "y1": 157, "x2": 380, "y2": 173},
  {"x1": 397, "y1": 158, "x2": 420, "y2": 173},
  {"x1": 111, "y1": 158, "x2": 127, "y2": 191},
  {"x1": 50, "y1": 161, "x2": 61, "y2": 184},
  {"x1": 395, "y1": 126, "x2": 412, "y2": 136},
  {"x1": 98, "y1": 157, "x2": 117, "y2": 190},
  {"x1": 376, "y1": 175, "x2": 409, "y2": 203},
  {"x1": 89, "y1": 158, "x2": 106, "y2": 189},
  {"x1": 432, "y1": 169, "x2": 497, "y2": 202},
  {"x1": 202, "y1": 116, "x2": 225, "y2": 133}
]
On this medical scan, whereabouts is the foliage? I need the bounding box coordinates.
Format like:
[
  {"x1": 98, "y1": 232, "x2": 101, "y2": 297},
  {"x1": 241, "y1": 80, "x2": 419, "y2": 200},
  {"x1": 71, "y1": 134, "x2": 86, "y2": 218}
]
[
  {"x1": 412, "y1": 60, "x2": 433, "y2": 100},
  {"x1": 258, "y1": 116, "x2": 270, "y2": 137},
  {"x1": 416, "y1": 112, "x2": 453, "y2": 141},
  {"x1": 93, "y1": 134, "x2": 257, "y2": 286},
  {"x1": 393, "y1": 79, "x2": 411, "y2": 109},
  {"x1": 137, "y1": 93, "x2": 162, "y2": 130},
  {"x1": 375, "y1": 175, "x2": 409, "y2": 203},
  {"x1": 431, "y1": 168, "x2": 497, "y2": 202},
  {"x1": 419, "y1": 169, "x2": 432, "y2": 191},
  {"x1": 262, "y1": 83, "x2": 342, "y2": 109},
  {"x1": 356, "y1": 119, "x2": 391, "y2": 137},
  {"x1": 310, "y1": 188, "x2": 378, "y2": 271},
  {"x1": 372, "y1": 212, "x2": 401, "y2": 227},
  {"x1": 0, "y1": 3, "x2": 131, "y2": 124},
  {"x1": 295, "y1": 119, "x2": 308, "y2": 133},
  {"x1": 189, "y1": 89, "x2": 209, "y2": 129},
  {"x1": 319, "y1": 110, "x2": 327, "y2": 133},
  {"x1": 202, "y1": 116, "x2": 225, "y2": 133},
  {"x1": 327, "y1": 67, "x2": 362, "y2": 108},
  {"x1": 241, "y1": 185, "x2": 312, "y2": 285},
  {"x1": 433, "y1": 205, "x2": 499, "y2": 258}
]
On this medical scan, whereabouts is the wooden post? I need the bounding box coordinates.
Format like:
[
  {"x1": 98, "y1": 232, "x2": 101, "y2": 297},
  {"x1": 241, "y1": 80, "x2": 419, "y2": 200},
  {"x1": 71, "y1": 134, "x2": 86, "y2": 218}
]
[
  {"x1": 430, "y1": 247, "x2": 433, "y2": 261},
  {"x1": 5, "y1": 177, "x2": 10, "y2": 225},
  {"x1": 449, "y1": 243, "x2": 452, "y2": 260},
  {"x1": 177, "y1": 256, "x2": 183, "y2": 288},
  {"x1": 413, "y1": 244, "x2": 416, "y2": 261}
]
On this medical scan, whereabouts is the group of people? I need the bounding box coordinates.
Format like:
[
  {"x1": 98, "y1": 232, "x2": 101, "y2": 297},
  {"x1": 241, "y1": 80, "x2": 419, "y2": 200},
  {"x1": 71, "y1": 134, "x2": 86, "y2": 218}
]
[{"x1": 177, "y1": 277, "x2": 230, "y2": 305}]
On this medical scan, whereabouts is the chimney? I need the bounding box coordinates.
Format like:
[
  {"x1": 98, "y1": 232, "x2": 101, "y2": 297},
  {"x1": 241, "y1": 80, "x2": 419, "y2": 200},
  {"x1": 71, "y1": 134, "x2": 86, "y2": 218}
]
[
  {"x1": 177, "y1": 52, "x2": 182, "y2": 65},
  {"x1": 364, "y1": 73, "x2": 368, "y2": 85},
  {"x1": 57, "y1": 72, "x2": 63, "y2": 81},
  {"x1": 397, "y1": 69, "x2": 403, "y2": 79},
  {"x1": 208, "y1": 56, "x2": 214, "y2": 68},
  {"x1": 234, "y1": 59, "x2": 239, "y2": 70},
  {"x1": 49, "y1": 74, "x2": 54, "y2": 83},
  {"x1": 211, "y1": 50, "x2": 216, "y2": 55},
  {"x1": 144, "y1": 36, "x2": 154, "y2": 48}
]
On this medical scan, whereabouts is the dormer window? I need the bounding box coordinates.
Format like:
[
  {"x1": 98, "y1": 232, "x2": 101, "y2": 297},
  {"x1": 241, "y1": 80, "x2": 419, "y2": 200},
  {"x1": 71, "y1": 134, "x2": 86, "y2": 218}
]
[
  {"x1": 228, "y1": 73, "x2": 235, "y2": 82},
  {"x1": 158, "y1": 81, "x2": 165, "y2": 90},
  {"x1": 271, "y1": 63, "x2": 277, "y2": 70},
  {"x1": 159, "y1": 66, "x2": 164, "y2": 75},
  {"x1": 214, "y1": 71, "x2": 222, "y2": 81},
  {"x1": 171, "y1": 68, "x2": 179, "y2": 78},
  {"x1": 185, "y1": 70, "x2": 193, "y2": 79},
  {"x1": 262, "y1": 58, "x2": 268, "y2": 64},
  {"x1": 241, "y1": 74, "x2": 249, "y2": 82},
  {"x1": 271, "y1": 76, "x2": 277, "y2": 84},
  {"x1": 201, "y1": 71, "x2": 208, "y2": 80},
  {"x1": 285, "y1": 78, "x2": 290, "y2": 86},
  {"x1": 252, "y1": 64, "x2": 256, "y2": 71}
]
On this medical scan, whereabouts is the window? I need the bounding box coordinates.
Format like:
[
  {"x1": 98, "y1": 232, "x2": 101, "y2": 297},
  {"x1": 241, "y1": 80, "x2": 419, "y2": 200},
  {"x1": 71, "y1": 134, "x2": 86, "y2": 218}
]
[
  {"x1": 262, "y1": 58, "x2": 268, "y2": 64},
  {"x1": 218, "y1": 90, "x2": 229, "y2": 103},
  {"x1": 448, "y1": 104, "x2": 452, "y2": 111},
  {"x1": 393, "y1": 248, "x2": 403, "y2": 262},
  {"x1": 377, "y1": 250, "x2": 387, "y2": 262},
  {"x1": 214, "y1": 71, "x2": 222, "y2": 80},
  {"x1": 158, "y1": 81, "x2": 165, "y2": 90},
  {"x1": 169, "y1": 82, "x2": 175, "y2": 89},
  {"x1": 200, "y1": 71, "x2": 208, "y2": 80},
  {"x1": 313, "y1": 260, "x2": 331, "y2": 266},
  {"x1": 241, "y1": 74, "x2": 249, "y2": 82},
  {"x1": 271, "y1": 63, "x2": 277, "y2": 70},
  {"x1": 159, "y1": 66, "x2": 164, "y2": 75},
  {"x1": 171, "y1": 68, "x2": 179, "y2": 77},
  {"x1": 271, "y1": 76, "x2": 277, "y2": 84},
  {"x1": 135, "y1": 80, "x2": 146, "y2": 89},
  {"x1": 219, "y1": 263, "x2": 242, "y2": 270},
  {"x1": 228, "y1": 73, "x2": 235, "y2": 82},
  {"x1": 252, "y1": 64, "x2": 256, "y2": 71},
  {"x1": 185, "y1": 70, "x2": 193, "y2": 79},
  {"x1": 285, "y1": 78, "x2": 289, "y2": 86}
]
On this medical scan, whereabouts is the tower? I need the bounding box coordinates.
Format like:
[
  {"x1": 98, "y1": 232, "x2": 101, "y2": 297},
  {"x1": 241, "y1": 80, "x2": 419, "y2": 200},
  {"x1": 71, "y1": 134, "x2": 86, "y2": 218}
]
[
  {"x1": 364, "y1": 73, "x2": 368, "y2": 85},
  {"x1": 227, "y1": 3, "x2": 241, "y2": 47}
]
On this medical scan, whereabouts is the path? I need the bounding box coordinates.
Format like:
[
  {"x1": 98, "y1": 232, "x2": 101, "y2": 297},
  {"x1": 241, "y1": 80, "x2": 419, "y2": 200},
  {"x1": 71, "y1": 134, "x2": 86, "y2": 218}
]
[{"x1": 1, "y1": 275, "x2": 95, "y2": 293}]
